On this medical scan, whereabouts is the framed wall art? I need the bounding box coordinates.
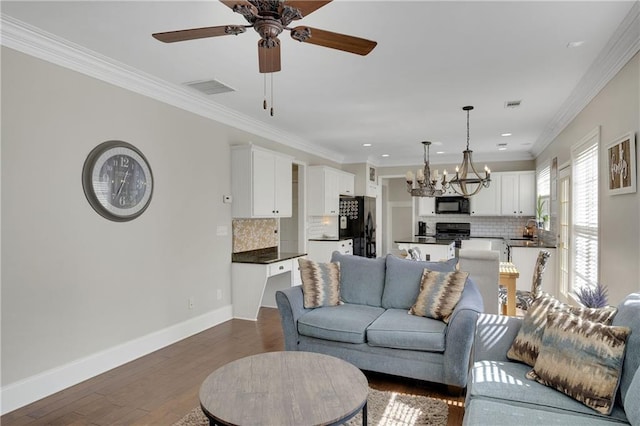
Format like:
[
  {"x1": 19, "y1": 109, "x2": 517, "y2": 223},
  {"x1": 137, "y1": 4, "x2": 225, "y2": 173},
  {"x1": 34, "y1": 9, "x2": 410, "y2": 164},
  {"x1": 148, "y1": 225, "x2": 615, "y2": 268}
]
[{"x1": 606, "y1": 132, "x2": 636, "y2": 195}]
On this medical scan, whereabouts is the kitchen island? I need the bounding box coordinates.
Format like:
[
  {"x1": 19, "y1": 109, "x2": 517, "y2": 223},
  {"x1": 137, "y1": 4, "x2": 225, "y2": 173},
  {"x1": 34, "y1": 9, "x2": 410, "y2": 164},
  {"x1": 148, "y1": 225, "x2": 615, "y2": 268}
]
[{"x1": 395, "y1": 237, "x2": 455, "y2": 261}]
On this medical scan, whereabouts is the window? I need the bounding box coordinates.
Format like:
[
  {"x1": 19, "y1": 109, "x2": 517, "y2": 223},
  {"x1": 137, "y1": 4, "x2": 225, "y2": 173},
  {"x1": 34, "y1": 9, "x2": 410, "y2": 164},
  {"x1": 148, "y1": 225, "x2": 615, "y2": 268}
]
[
  {"x1": 571, "y1": 128, "x2": 599, "y2": 295},
  {"x1": 536, "y1": 163, "x2": 551, "y2": 223}
]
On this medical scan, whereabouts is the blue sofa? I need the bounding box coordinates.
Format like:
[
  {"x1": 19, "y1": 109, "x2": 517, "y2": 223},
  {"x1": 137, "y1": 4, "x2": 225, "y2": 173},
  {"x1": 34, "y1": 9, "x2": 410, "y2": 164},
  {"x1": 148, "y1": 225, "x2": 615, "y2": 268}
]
[
  {"x1": 276, "y1": 252, "x2": 484, "y2": 389},
  {"x1": 463, "y1": 292, "x2": 640, "y2": 426}
]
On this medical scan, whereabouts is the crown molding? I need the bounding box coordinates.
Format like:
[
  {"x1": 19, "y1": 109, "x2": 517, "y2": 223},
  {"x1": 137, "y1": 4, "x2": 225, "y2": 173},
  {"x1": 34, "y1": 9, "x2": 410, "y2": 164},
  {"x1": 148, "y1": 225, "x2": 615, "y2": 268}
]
[
  {"x1": 362, "y1": 150, "x2": 534, "y2": 169},
  {"x1": 531, "y1": 1, "x2": 640, "y2": 158},
  {"x1": 0, "y1": 14, "x2": 345, "y2": 164}
]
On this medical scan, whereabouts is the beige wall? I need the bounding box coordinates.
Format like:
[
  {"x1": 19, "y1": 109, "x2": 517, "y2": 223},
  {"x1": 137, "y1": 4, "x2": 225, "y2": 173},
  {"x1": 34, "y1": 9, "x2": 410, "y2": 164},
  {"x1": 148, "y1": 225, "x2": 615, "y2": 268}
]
[
  {"x1": 0, "y1": 46, "x2": 336, "y2": 395},
  {"x1": 537, "y1": 52, "x2": 640, "y2": 304}
]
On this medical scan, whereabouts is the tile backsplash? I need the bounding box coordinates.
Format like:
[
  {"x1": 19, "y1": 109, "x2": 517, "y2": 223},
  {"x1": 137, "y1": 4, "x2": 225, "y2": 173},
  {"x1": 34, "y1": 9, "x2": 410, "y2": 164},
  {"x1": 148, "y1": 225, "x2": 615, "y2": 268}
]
[
  {"x1": 307, "y1": 216, "x2": 339, "y2": 239},
  {"x1": 232, "y1": 218, "x2": 278, "y2": 253}
]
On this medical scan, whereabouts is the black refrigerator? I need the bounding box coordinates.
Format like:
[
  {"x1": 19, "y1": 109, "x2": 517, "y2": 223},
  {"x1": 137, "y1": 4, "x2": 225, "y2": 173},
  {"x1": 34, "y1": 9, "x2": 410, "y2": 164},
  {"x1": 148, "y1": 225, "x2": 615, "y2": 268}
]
[{"x1": 339, "y1": 196, "x2": 376, "y2": 258}]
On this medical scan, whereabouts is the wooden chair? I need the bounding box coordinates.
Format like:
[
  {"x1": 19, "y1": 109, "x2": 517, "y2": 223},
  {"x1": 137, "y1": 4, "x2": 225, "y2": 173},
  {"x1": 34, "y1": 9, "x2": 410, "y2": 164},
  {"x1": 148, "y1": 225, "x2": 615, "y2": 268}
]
[{"x1": 499, "y1": 250, "x2": 551, "y2": 313}]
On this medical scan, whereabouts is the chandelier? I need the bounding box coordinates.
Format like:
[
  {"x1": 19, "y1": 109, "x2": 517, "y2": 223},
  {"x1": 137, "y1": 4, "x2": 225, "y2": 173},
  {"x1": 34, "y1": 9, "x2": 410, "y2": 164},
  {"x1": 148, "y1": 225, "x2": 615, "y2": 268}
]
[
  {"x1": 443, "y1": 105, "x2": 491, "y2": 197},
  {"x1": 406, "y1": 141, "x2": 443, "y2": 197}
]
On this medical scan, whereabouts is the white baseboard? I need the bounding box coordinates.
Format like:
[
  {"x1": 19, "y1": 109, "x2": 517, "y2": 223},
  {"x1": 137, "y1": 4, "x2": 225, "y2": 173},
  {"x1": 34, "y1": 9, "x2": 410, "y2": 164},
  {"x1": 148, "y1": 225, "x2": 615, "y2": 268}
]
[{"x1": 0, "y1": 305, "x2": 233, "y2": 415}]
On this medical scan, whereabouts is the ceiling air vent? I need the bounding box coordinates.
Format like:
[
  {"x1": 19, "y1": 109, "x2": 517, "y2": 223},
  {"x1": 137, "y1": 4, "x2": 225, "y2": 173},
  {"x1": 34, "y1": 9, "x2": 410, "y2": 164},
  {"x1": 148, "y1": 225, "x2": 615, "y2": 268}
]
[
  {"x1": 184, "y1": 79, "x2": 235, "y2": 95},
  {"x1": 504, "y1": 100, "x2": 522, "y2": 109}
]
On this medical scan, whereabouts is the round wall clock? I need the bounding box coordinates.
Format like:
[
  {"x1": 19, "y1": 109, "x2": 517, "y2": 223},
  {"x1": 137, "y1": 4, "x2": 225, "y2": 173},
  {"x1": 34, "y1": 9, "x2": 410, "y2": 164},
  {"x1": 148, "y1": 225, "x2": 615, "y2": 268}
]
[{"x1": 82, "y1": 140, "x2": 153, "y2": 222}]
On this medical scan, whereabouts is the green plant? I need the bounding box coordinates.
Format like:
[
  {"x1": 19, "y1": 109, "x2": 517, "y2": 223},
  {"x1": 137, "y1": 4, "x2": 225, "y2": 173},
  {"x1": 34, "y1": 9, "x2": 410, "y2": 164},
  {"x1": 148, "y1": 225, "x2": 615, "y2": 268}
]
[{"x1": 536, "y1": 196, "x2": 546, "y2": 220}]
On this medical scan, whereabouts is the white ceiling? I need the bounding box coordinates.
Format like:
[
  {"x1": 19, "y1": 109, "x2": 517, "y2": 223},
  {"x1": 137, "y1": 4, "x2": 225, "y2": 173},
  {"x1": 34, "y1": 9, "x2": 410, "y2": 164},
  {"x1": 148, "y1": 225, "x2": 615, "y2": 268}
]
[{"x1": 1, "y1": 1, "x2": 637, "y2": 167}]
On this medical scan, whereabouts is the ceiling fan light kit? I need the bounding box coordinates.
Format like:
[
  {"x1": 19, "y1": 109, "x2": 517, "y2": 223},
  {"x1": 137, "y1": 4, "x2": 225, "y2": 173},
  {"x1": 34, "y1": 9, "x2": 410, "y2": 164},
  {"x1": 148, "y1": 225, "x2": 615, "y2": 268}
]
[{"x1": 152, "y1": 0, "x2": 377, "y2": 74}]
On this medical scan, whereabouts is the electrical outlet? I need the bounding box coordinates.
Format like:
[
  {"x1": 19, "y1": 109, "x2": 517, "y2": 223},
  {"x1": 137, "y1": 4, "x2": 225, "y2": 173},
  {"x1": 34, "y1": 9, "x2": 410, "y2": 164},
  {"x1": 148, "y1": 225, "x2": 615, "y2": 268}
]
[
  {"x1": 188, "y1": 297, "x2": 194, "y2": 310},
  {"x1": 217, "y1": 289, "x2": 223, "y2": 301}
]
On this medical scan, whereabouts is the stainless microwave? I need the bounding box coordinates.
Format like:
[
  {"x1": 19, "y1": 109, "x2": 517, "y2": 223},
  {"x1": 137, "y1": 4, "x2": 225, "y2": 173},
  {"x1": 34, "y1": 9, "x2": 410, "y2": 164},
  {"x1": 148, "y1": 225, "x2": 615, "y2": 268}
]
[{"x1": 435, "y1": 196, "x2": 470, "y2": 214}]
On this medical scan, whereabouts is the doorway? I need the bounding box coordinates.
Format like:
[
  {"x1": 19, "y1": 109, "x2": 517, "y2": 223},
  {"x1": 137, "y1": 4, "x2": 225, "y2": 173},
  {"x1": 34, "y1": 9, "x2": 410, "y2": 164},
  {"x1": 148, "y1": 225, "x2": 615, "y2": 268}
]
[{"x1": 280, "y1": 162, "x2": 307, "y2": 253}]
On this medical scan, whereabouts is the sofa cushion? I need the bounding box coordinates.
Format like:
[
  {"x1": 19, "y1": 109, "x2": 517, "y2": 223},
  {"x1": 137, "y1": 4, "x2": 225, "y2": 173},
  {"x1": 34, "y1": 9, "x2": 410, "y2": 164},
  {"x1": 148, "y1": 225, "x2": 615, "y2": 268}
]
[
  {"x1": 526, "y1": 311, "x2": 630, "y2": 415},
  {"x1": 330, "y1": 252, "x2": 386, "y2": 307},
  {"x1": 468, "y1": 360, "x2": 629, "y2": 423},
  {"x1": 624, "y1": 368, "x2": 640, "y2": 426},
  {"x1": 366, "y1": 308, "x2": 446, "y2": 352},
  {"x1": 612, "y1": 293, "x2": 640, "y2": 407},
  {"x1": 297, "y1": 303, "x2": 385, "y2": 344},
  {"x1": 298, "y1": 258, "x2": 342, "y2": 308},
  {"x1": 409, "y1": 269, "x2": 469, "y2": 323},
  {"x1": 382, "y1": 254, "x2": 457, "y2": 310},
  {"x1": 464, "y1": 399, "x2": 625, "y2": 426}
]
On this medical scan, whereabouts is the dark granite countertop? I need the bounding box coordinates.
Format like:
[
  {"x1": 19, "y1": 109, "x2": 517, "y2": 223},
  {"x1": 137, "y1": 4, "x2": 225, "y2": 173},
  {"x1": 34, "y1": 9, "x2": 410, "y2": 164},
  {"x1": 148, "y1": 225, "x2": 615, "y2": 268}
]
[
  {"x1": 395, "y1": 237, "x2": 454, "y2": 245},
  {"x1": 507, "y1": 239, "x2": 557, "y2": 249},
  {"x1": 308, "y1": 237, "x2": 353, "y2": 242},
  {"x1": 232, "y1": 247, "x2": 306, "y2": 264}
]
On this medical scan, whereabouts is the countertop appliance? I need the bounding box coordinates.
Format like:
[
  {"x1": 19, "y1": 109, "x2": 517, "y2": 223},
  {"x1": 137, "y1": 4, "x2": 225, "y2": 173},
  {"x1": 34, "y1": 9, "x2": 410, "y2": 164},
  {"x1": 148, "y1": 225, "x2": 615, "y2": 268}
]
[
  {"x1": 418, "y1": 221, "x2": 427, "y2": 236},
  {"x1": 339, "y1": 196, "x2": 376, "y2": 258},
  {"x1": 435, "y1": 196, "x2": 470, "y2": 214},
  {"x1": 435, "y1": 222, "x2": 471, "y2": 248}
]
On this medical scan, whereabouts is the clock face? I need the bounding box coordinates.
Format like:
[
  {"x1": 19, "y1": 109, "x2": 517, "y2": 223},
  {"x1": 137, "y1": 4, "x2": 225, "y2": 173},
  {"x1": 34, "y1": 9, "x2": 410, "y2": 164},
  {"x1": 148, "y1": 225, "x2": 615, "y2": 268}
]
[{"x1": 83, "y1": 141, "x2": 153, "y2": 221}]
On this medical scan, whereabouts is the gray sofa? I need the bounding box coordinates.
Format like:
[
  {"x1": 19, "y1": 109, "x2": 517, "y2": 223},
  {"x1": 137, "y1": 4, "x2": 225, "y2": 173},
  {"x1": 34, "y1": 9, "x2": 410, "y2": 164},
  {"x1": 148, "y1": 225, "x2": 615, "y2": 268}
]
[
  {"x1": 463, "y1": 292, "x2": 640, "y2": 426},
  {"x1": 276, "y1": 252, "x2": 484, "y2": 389}
]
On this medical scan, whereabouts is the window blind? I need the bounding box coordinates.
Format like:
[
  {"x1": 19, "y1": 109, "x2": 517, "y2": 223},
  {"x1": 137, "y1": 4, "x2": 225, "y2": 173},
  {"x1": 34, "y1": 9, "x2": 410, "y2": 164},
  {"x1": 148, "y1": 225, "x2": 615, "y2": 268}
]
[
  {"x1": 571, "y1": 133, "x2": 598, "y2": 293},
  {"x1": 537, "y1": 164, "x2": 550, "y2": 197}
]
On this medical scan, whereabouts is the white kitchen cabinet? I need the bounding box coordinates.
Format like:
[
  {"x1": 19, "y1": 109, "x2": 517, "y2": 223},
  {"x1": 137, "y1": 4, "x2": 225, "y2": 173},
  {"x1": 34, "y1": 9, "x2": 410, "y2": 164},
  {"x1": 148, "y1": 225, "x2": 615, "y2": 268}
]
[
  {"x1": 338, "y1": 171, "x2": 355, "y2": 196},
  {"x1": 417, "y1": 197, "x2": 436, "y2": 216},
  {"x1": 501, "y1": 171, "x2": 535, "y2": 216},
  {"x1": 510, "y1": 247, "x2": 556, "y2": 295},
  {"x1": 308, "y1": 166, "x2": 340, "y2": 215},
  {"x1": 470, "y1": 172, "x2": 502, "y2": 215},
  {"x1": 396, "y1": 242, "x2": 455, "y2": 261},
  {"x1": 307, "y1": 239, "x2": 353, "y2": 262},
  {"x1": 231, "y1": 145, "x2": 293, "y2": 218}
]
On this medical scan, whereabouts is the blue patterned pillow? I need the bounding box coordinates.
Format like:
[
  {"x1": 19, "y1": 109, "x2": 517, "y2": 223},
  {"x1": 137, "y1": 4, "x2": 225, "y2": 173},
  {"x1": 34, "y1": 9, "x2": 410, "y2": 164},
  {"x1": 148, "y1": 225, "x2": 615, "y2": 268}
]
[
  {"x1": 526, "y1": 310, "x2": 631, "y2": 415},
  {"x1": 409, "y1": 269, "x2": 468, "y2": 323},
  {"x1": 298, "y1": 258, "x2": 341, "y2": 309}
]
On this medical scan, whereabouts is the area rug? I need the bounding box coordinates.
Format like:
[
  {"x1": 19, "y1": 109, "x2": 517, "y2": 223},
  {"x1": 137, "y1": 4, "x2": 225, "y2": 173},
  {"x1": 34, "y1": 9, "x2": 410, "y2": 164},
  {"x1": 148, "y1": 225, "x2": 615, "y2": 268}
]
[{"x1": 174, "y1": 388, "x2": 448, "y2": 426}]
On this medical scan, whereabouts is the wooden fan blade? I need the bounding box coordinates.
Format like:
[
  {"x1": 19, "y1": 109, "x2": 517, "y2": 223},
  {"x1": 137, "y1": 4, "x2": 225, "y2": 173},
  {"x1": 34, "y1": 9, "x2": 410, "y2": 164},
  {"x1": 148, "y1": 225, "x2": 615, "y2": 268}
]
[
  {"x1": 258, "y1": 39, "x2": 281, "y2": 73},
  {"x1": 153, "y1": 25, "x2": 245, "y2": 43},
  {"x1": 219, "y1": 0, "x2": 252, "y2": 10},
  {"x1": 290, "y1": 26, "x2": 376, "y2": 55},
  {"x1": 283, "y1": 1, "x2": 332, "y2": 18}
]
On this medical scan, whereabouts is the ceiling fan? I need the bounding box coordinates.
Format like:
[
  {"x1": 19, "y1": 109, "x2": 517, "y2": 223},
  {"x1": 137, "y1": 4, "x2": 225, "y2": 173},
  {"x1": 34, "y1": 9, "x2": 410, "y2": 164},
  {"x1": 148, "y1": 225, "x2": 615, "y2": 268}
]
[{"x1": 152, "y1": 0, "x2": 377, "y2": 73}]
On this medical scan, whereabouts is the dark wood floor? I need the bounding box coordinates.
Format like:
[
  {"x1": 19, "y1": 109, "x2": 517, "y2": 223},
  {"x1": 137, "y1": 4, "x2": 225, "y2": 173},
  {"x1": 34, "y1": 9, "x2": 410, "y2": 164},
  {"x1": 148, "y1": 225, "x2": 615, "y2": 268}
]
[{"x1": 2, "y1": 308, "x2": 465, "y2": 425}]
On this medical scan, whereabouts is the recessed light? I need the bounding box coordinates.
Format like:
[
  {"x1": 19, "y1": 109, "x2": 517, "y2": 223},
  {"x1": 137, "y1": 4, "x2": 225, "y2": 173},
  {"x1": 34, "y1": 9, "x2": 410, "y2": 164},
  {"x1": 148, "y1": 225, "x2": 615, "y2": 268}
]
[
  {"x1": 432, "y1": 141, "x2": 443, "y2": 146},
  {"x1": 501, "y1": 133, "x2": 512, "y2": 137},
  {"x1": 567, "y1": 41, "x2": 585, "y2": 48},
  {"x1": 497, "y1": 143, "x2": 508, "y2": 151},
  {"x1": 381, "y1": 154, "x2": 390, "y2": 158},
  {"x1": 436, "y1": 151, "x2": 445, "y2": 154},
  {"x1": 362, "y1": 143, "x2": 372, "y2": 147}
]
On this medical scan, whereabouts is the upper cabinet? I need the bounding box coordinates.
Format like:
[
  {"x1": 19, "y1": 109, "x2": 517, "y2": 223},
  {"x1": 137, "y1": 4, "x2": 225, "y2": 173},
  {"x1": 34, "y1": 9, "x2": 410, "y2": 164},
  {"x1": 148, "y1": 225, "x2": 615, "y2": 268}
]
[
  {"x1": 308, "y1": 166, "x2": 341, "y2": 215},
  {"x1": 470, "y1": 172, "x2": 502, "y2": 216},
  {"x1": 417, "y1": 197, "x2": 436, "y2": 216},
  {"x1": 338, "y1": 171, "x2": 355, "y2": 196},
  {"x1": 500, "y1": 171, "x2": 535, "y2": 216},
  {"x1": 231, "y1": 145, "x2": 293, "y2": 218}
]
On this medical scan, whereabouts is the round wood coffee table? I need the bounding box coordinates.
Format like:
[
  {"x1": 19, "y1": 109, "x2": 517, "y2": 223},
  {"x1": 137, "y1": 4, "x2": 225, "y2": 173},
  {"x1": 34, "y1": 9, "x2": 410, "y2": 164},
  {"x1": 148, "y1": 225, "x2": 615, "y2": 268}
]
[{"x1": 199, "y1": 351, "x2": 368, "y2": 426}]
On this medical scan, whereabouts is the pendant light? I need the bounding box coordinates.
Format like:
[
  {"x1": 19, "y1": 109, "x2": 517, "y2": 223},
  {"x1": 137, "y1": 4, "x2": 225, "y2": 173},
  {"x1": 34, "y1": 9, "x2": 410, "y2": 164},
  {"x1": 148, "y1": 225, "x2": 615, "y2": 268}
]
[
  {"x1": 406, "y1": 141, "x2": 443, "y2": 197},
  {"x1": 443, "y1": 106, "x2": 491, "y2": 197}
]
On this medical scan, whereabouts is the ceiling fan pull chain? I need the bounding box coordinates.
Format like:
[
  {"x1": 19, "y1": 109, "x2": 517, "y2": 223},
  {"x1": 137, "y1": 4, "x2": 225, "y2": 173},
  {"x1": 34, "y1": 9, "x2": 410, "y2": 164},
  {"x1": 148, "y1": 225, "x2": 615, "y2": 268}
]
[
  {"x1": 263, "y1": 73, "x2": 267, "y2": 110},
  {"x1": 270, "y1": 73, "x2": 274, "y2": 117}
]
